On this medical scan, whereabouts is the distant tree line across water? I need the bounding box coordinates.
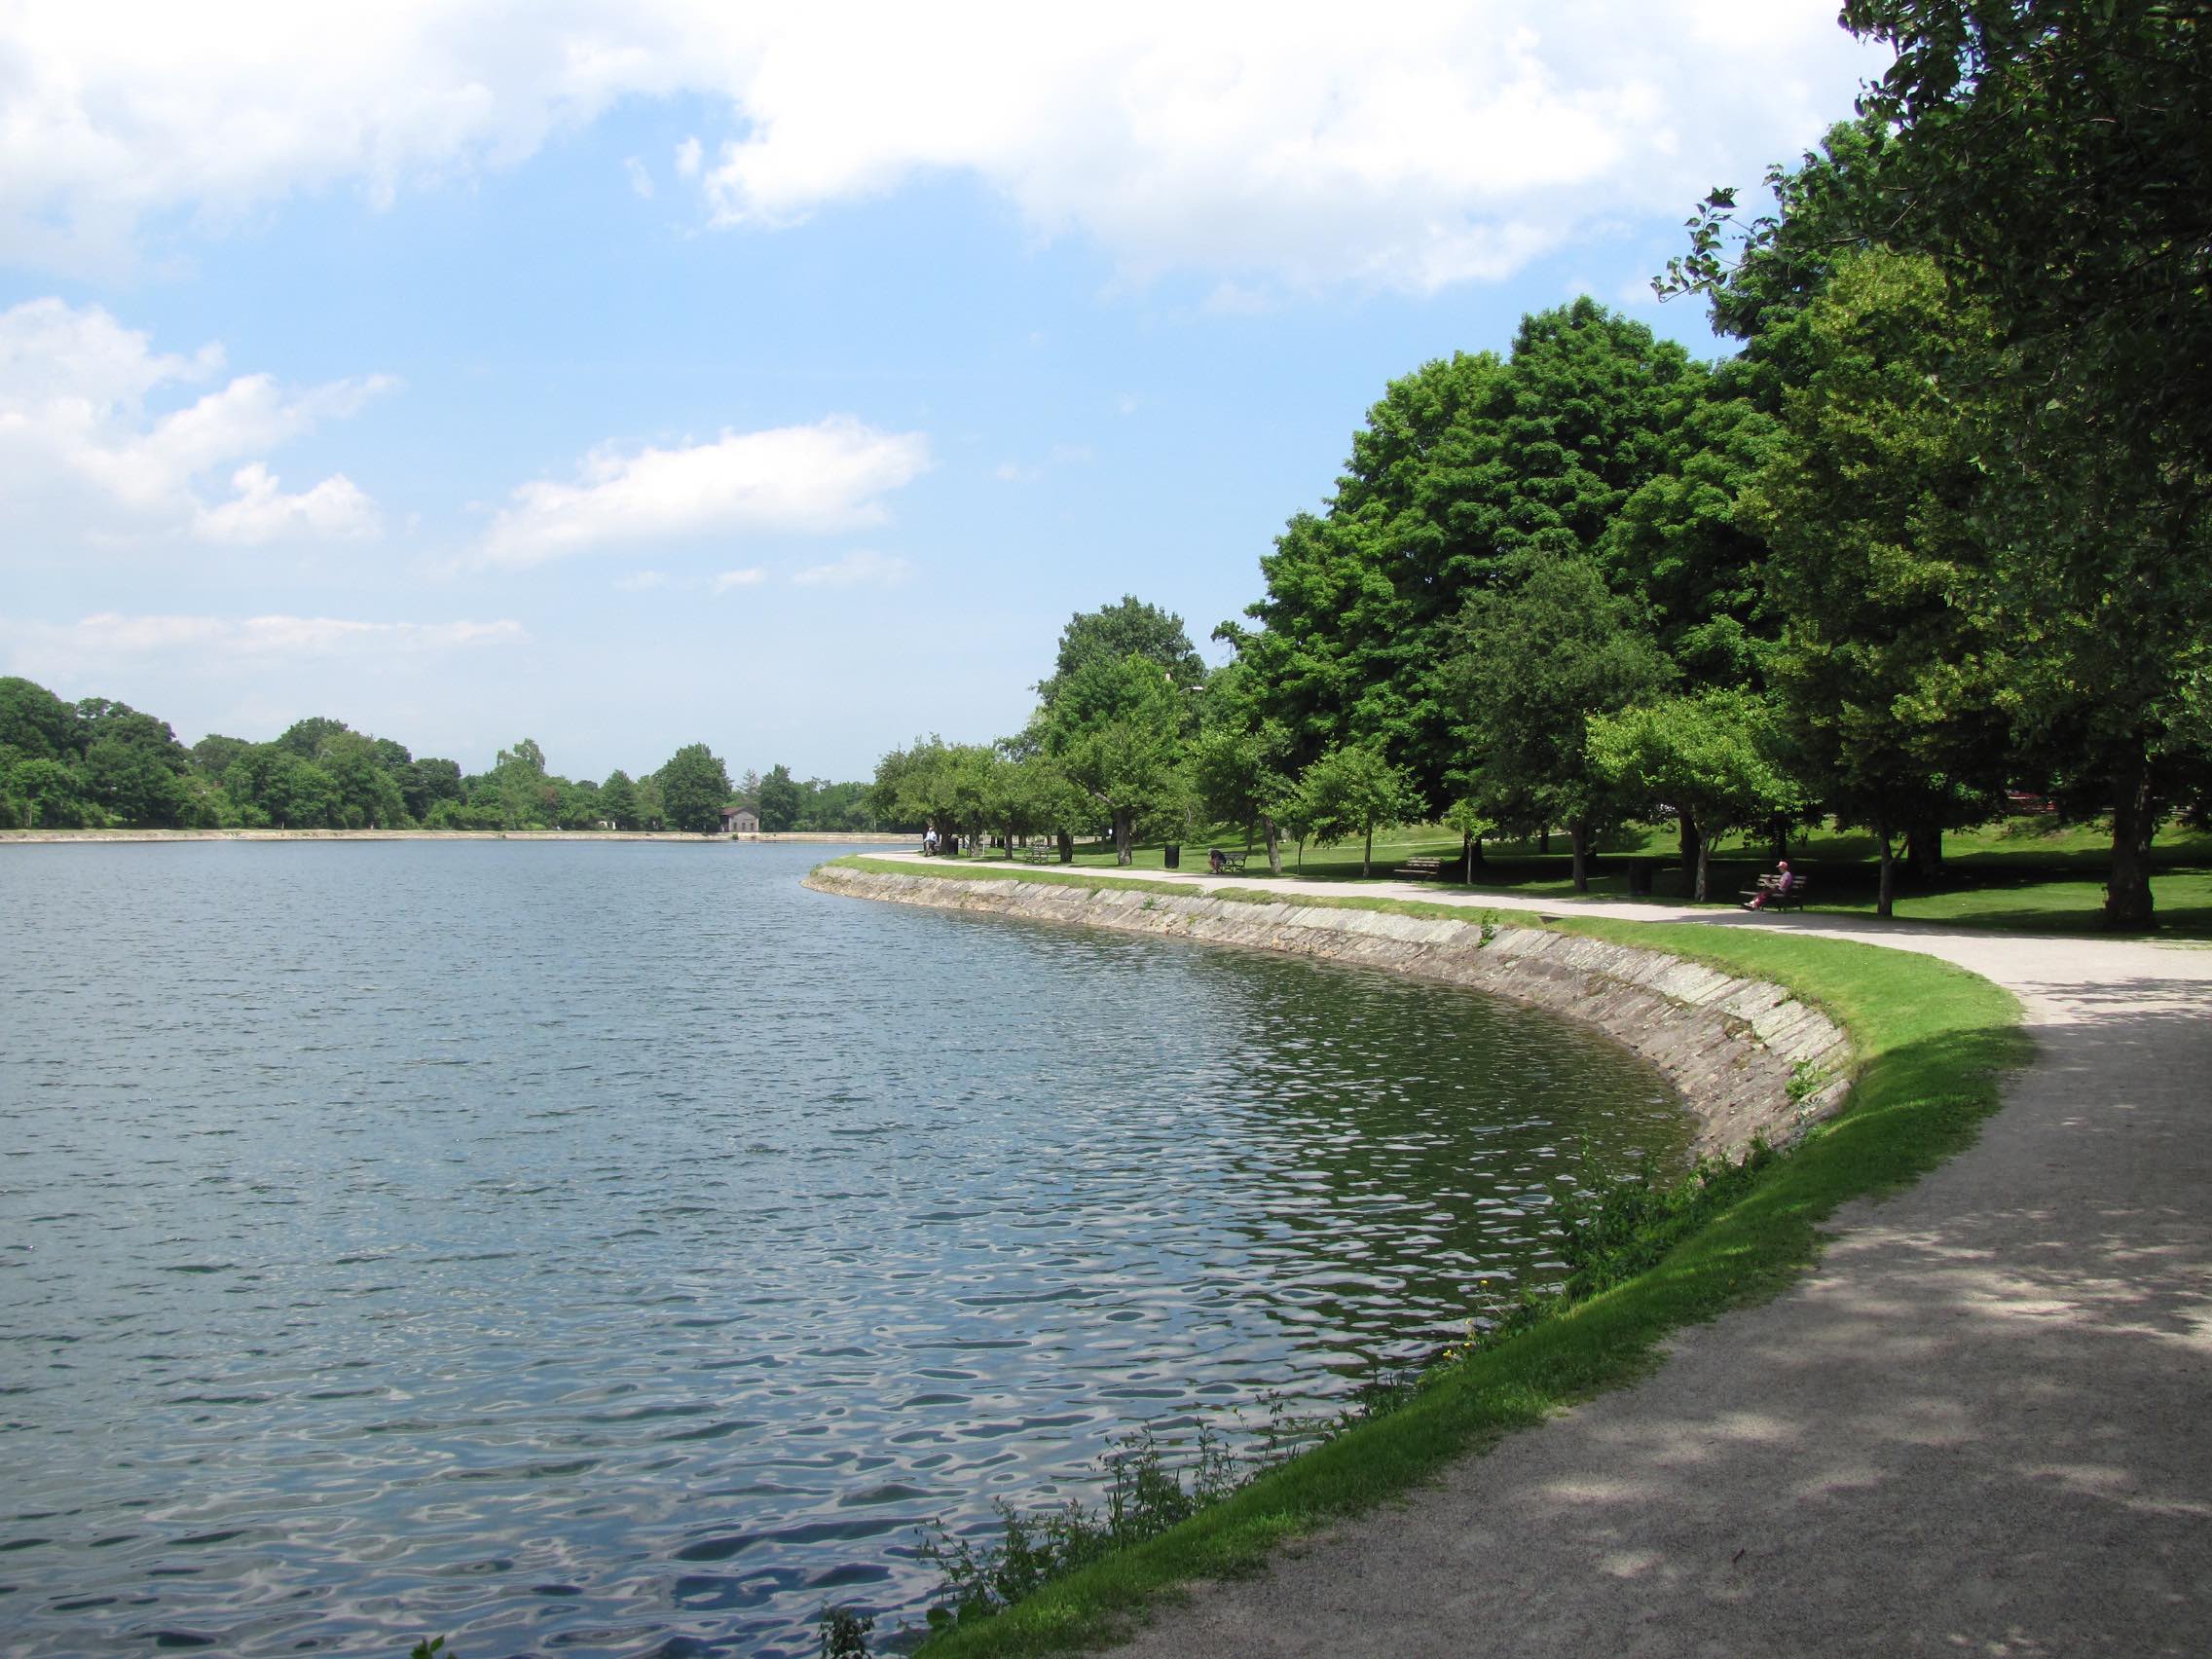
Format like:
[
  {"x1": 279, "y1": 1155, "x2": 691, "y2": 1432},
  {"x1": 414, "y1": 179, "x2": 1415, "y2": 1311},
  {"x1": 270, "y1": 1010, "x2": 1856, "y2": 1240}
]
[
  {"x1": 0, "y1": 679, "x2": 878, "y2": 836},
  {"x1": 872, "y1": 3, "x2": 2212, "y2": 927}
]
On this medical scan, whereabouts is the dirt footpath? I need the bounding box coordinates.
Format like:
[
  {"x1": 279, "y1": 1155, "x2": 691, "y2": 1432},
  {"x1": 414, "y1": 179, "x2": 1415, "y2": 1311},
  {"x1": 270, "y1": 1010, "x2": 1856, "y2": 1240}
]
[{"x1": 903, "y1": 857, "x2": 2212, "y2": 1656}]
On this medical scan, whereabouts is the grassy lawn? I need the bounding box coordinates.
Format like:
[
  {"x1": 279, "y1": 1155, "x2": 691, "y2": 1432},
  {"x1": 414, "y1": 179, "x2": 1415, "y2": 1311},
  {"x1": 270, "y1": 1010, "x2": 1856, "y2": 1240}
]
[
  {"x1": 823, "y1": 860, "x2": 2028, "y2": 1658},
  {"x1": 940, "y1": 816, "x2": 2212, "y2": 940}
]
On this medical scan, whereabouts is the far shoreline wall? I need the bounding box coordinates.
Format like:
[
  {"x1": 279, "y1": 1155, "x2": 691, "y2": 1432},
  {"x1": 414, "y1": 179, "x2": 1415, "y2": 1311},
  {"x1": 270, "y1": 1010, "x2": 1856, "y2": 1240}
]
[
  {"x1": 805, "y1": 864, "x2": 1853, "y2": 1160},
  {"x1": 0, "y1": 830, "x2": 913, "y2": 847}
]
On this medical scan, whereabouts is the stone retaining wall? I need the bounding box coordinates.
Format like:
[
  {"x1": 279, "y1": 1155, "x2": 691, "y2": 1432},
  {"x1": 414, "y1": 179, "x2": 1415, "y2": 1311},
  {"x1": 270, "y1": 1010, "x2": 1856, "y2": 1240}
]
[{"x1": 804, "y1": 865, "x2": 1854, "y2": 1158}]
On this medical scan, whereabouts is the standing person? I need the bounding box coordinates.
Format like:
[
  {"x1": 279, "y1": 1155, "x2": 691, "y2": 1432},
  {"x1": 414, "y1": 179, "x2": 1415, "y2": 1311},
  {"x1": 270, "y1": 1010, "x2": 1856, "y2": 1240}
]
[
  {"x1": 924, "y1": 826, "x2": 939, "y2": 856},
  {"x1": 1744, "y1": 858, "x2": 1793, "y2": 910}
]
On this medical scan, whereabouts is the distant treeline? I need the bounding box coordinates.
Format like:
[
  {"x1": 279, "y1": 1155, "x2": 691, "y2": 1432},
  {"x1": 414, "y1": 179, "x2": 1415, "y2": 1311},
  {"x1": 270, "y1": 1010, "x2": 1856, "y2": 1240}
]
[{"x1": 0, "y1": 676, "x2": 876, "y2": 835}]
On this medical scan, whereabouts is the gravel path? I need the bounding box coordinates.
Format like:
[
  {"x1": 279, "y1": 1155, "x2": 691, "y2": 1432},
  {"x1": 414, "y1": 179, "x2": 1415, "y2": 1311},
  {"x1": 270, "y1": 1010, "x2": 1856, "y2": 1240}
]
[{"x1": 903, "y1": 857, "x2": 2212, "y2": 1656}]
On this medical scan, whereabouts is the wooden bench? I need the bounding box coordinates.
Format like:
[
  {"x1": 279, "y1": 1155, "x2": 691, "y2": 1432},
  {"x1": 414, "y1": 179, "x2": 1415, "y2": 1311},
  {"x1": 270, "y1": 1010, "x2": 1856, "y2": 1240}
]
[
  {"x1": 1017, "y1": 842, "x2": 1058, "y2": 864},
  {"x1": 1203, "y1": 851, "x2": 1245, "y2": 875},
  {"x1": 1740, "y1": 873, "x2": 1811, "y2": 911},
  {"x1": 1397, "y1": 856, "x2": 1446, "y2": 880}
]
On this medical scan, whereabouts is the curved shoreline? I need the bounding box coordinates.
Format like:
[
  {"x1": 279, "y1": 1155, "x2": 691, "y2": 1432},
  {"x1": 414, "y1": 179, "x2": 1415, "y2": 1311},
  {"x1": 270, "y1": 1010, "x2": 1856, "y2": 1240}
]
[
  {"x1": 848, "y1": 859, "x2": 2209, "y2": 1659},
  {"x1": 804, "y1": 863, "x2": 1851, "y2": 1160}
]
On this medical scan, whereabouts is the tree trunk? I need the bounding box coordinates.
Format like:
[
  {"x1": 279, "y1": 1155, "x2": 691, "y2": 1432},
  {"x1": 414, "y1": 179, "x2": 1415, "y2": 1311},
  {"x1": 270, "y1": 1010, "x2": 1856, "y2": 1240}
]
[
  {"x1": 1537, "y1": 826, "x2": 1550, "y2": 854},
  {"x1": 1264, "y1": 818, "x2": 1282, "y2": 877},
  {"x1": 2105, "y1": 751, "x2": 2157, "y2": 930},
  {"x1": 1461, "y1": 830, "x2": 1474, "y2": 884},
  {"x1": 1569, "y1": 819, "x2": 1591, "y2": 894},
  {"x1": 1470, "y1": 833, "x2": 1485, "y2": 866},
  {"x1": 1876, "y1": 816, "x2": 1896, "y2": 919},
  {"x1": 1056, "y1": 829, "x2": 1073, "y2": 865},
  {"x1": 1693, "y1": 824, "x2": 1711, "y2": 904},
  {"x1": 1906, "y1": 818, "x2": 1943, "y2": 881},
  {"x1": 1113, "y1": 809, "x2": 1134, "y2": 866},
  {"x1": 1243, "y1": 820, "x2": 1256, "y2": 859},
  {"x1": 1678, "y1": 811, "x2": 1701, "y2": 888},
  {"x1": 1362, "y1": 822, "x2": 1373, "y2": 878},
  {"x1": 1773, "y1": 817, "x2": 1788, "y2": 863}
]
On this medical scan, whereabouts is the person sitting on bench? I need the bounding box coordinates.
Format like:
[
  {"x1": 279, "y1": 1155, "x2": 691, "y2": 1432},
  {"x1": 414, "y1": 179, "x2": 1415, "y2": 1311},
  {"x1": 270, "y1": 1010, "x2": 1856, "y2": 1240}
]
[
  {"x1": 1208, "y1": 847, "x2": 1228, "y2": 874},
  {"x1": 1744, "y1": 859, "x2": 1794, "y2": 909}
]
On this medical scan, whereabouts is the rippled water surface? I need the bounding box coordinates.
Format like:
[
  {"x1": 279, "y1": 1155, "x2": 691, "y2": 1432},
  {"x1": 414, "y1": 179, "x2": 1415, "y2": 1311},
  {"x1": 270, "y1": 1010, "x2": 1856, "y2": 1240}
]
[{"x1": 1, "y1": 842, "x2": 1687, "y2": 1656}]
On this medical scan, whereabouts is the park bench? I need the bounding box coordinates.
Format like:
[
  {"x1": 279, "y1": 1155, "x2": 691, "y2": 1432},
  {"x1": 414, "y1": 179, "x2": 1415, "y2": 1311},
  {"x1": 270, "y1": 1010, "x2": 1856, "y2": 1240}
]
[
  {"x1": 1017, "y1": 841, "x2": 1058, "y2": 864},
  {"x1": 1204, "y1": 851, "x2": 1245, "y2": 875},
  {"x1": 1741, "y1": 873, "x2": 1811, "y2": 911},
  {"x1": 1397, "y1": 856, "x2": 1446, "y2": 880}
]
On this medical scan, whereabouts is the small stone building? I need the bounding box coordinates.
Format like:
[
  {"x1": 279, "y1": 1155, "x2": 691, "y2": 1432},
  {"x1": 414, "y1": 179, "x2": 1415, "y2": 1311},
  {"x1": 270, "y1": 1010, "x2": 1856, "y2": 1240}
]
[{"x1": 721, "y1": 806, "x2": 761, "y2": 834}]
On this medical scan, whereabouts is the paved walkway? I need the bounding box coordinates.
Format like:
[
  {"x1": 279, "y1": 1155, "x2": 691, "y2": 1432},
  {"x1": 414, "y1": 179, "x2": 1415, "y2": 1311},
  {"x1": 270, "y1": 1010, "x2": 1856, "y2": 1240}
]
[{"x1": 903, "y1": 856, "x2": 2212, "y2": 1655}]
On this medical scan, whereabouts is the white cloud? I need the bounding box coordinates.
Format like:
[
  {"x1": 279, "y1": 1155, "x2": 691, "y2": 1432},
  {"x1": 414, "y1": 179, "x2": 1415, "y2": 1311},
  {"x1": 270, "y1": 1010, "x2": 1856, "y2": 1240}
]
[
  {"x1": 790, "y1": 549, "x2": 908, "y2": 588},
  {"x1": 0, "y1": 298, "x2": 393, "y2": 550},
  {"x1": 195, "y1": 463, "x2": 381, "y2": 544},
  {"x1": 482, "y1": 417, "x2": 931, "y2": 566},
  {"x1": 624, "y1": 156, "x2": 655, "y2": 199},
  {"x1": 1, "y1": 4, "x2": 1890, "y2": 291},
  {"x1": 710, "y1": 567, "x2": 766, "y2": 592},
  {"x1": 0, "y1": 610, "x2": 524, "y2": 680}
]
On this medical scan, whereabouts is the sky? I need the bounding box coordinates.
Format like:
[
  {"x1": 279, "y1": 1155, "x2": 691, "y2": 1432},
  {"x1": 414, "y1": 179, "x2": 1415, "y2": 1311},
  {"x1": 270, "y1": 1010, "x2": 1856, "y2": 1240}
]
[{"x1": 0, "y1": 2, "x2": 1894, "y2": 783}]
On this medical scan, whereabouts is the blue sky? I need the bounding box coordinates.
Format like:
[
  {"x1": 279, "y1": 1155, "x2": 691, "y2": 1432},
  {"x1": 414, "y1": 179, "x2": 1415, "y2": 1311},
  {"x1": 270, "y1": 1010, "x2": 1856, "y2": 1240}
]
[{"x1": 0, "y1": 4, "x2": 1891, "y2": 782}]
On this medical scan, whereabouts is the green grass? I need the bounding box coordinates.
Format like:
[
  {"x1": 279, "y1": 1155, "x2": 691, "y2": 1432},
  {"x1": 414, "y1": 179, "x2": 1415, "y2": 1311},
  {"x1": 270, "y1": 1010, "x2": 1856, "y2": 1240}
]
[
  {"x1": 944, "y1": 816, "x2": 2212, "y2": 939},
  {"x1": 824, "y1": 861, "x2": 2028, "y2": 1658}
]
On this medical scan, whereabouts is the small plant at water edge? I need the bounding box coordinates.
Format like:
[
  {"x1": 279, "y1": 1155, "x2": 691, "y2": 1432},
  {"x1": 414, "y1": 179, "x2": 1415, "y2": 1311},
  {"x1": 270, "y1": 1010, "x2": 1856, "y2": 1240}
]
[
  {"x1": 919, "y1": 1425, "x2": 1239, "y2": 1634},
  {"x1": 819, "y1": 1604, "x2": 875, "y2": 1657}
]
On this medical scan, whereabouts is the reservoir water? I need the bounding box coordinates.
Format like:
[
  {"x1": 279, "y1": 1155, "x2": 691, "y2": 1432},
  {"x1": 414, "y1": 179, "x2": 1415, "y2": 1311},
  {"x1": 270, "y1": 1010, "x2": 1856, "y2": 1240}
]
[{"x1": 0, "y1": 841, "x2": 1687, "y2": 1656}]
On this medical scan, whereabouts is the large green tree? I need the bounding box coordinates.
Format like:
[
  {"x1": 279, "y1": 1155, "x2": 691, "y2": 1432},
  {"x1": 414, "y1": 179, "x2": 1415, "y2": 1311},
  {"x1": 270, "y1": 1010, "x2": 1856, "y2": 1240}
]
[
  {"x1": 1589, "y1": 691, "x2": 1802, "y2": 903},
  {"x1": 0, "y1": 678, "x2": 86, "y2": 762},
  {"x1": 1446, "y1": 556, "x2": 1673, "y2": 892},
  {"x1": 657, "y1": 743, "x2": 733, "y2": 834},
  {"x1": 224, "y1": 747, "x2": 344, "y2": 829},
  {"x1": 1039, "y1": 596, "x2": 1206, "y2": 708},
  {"x1": 1845, "y1": 0, "x2": 2212, "y2": 928},
  {"x1": 756, "y1": 763, "x2": 804, "y2": 832},
  {"x1": 1042, "y1": 653, "x2": 1191, "y2": 865},
  {"x1": 5, "y1": 756, "x2": 101, "y2": 828},
  {"x1": 600, "y1": 769, "x2": 641, "y2": 830},
  {"x1": 1188, "y1": 661, "x2": 1297, "y2": 874},
  {"x1": 1747, "y1": 250, "x2": 2010, "y2": 915},
  {"x1": 1293, "y1": 742, "x2": 1420, "y2": 879},
  {"x1": 1230, "y1": 300, "x2": 1703, "y2": 809}
]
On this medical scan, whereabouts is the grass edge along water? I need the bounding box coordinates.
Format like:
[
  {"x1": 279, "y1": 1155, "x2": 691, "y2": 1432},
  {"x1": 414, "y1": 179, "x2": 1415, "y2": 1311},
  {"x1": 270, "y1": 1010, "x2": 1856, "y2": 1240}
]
[{"x1": 813, "y1": 858, "x2": 2028, "y2": 1658}]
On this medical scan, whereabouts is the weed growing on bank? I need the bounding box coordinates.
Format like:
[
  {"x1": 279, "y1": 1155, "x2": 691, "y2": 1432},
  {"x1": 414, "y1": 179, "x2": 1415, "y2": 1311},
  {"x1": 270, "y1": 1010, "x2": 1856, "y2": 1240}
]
[
  {"x1": 818, "y1": 1605, "x2": 875, "y2": 1656},
  {"x1": 917, "y1": 1427, "x2": 1242, "y2": 1637}
]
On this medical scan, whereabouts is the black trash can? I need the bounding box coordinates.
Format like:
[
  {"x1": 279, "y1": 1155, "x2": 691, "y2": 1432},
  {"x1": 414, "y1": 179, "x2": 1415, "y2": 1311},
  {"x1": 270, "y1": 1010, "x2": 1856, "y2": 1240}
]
[
  {"x1": 1628, "y1": 859, "x2": 1655, "y2": 896},
  {"x1": 1162, "y1": 844, "x2": 1180, "y2": 869}
]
